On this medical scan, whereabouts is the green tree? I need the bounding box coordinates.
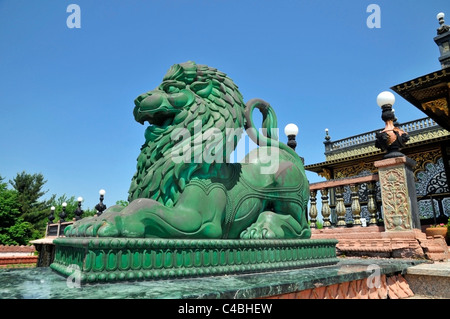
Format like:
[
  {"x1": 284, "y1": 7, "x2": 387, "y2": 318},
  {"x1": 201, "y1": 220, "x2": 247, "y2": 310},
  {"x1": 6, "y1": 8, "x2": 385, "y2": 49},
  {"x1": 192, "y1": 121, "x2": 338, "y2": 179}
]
[
  {"x1": 9, "y1": 171, "x2": 55, "y2": 225},
  {"x1": 0, "y1": 175, "x2": 34, "y2": 245}
]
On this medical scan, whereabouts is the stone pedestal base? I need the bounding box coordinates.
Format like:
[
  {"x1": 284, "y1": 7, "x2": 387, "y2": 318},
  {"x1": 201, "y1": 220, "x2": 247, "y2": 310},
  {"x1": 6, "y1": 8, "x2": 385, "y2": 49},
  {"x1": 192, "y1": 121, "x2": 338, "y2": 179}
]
[
  {"x1": 374, "y1": 156, "x2": 421, "y2": 231},
  {"x1": 30, "y1": 237, "x2": 57, "y2": 267},
  {"x1": 50, "y1": 237, "x2": 339, "y2": 284}
]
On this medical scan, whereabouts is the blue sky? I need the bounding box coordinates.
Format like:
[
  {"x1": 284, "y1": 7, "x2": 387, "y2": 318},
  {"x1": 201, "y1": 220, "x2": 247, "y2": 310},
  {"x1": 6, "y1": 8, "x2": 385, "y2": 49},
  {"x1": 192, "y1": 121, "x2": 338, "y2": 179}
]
[{"x1": 0, "y1": 0, "x2": 448, "y2": 210}]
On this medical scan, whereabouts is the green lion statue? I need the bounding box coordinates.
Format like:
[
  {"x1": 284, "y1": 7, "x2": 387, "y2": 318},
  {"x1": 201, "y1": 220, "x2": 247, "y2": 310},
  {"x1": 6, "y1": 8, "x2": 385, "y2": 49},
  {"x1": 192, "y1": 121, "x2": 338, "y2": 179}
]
[{"x1": 66, "y1": 61, "x2": 311, "y2": 239}]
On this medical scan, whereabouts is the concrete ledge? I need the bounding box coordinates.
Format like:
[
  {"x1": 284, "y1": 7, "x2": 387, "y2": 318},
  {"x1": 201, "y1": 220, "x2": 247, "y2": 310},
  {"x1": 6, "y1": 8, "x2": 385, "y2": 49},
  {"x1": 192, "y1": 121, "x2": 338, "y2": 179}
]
[
  {"x1": 406, "y1": 261, "x2": 450, "y2": 277},
  {"x1": 404, "y1": 273, "x2": 450, "y2": 299},
  {"x1": 30, "y1": 237, "x2": 58, "y2": 245}
]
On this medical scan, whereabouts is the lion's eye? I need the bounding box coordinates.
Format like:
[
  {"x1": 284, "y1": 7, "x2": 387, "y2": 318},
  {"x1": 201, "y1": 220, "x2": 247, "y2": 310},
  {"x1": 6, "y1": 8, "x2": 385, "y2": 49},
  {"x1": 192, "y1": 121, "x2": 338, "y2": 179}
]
[
  {"x1": 167, "y1": 86, "x2": 180, "y2": 93},
  {"x1": 161, "y1": 81, "x2": 186, "y2": 94}
]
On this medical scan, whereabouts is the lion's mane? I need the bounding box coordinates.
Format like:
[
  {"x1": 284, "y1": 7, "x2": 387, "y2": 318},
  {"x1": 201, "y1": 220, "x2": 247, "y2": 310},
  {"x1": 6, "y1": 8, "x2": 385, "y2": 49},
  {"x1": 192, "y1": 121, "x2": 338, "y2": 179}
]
[{"x1": 128, "y1": 62, "x2": 246, "y2": 207}]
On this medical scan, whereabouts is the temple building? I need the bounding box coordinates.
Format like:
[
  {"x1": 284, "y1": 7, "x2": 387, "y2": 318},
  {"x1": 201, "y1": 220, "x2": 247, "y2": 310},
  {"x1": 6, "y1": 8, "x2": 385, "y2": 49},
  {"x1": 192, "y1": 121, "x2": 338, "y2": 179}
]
[{"x1": 305, "y1": 12, "x2": 450, "y2": 226}]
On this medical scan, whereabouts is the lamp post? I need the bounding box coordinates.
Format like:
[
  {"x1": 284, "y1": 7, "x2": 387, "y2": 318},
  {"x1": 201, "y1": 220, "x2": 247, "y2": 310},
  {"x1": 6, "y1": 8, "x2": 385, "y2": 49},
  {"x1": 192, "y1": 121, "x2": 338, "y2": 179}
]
[
  {"x1": 60, "y1": 202, "x2": 67, "y2": 223},
  {"x1": 75, "y1": 197, "x2": 84, "y2": 221},
  {"x1": 49, "y1": 206, "x2": 55, "y2": 224},
  {"x1": 324, "y1": 128, "x2": 330, "y2": 141},
  {"x1": 95, "y1": 189, "x2": 107, "y2": 216},
  {"x1": 324, "y1": 128, "x2": 332, "y2": 153},
  {"x1": 434, "y1": 12, "x2": 450, "y2": 69},
  {"x1": 284, "y1": 123, "x2": 305, "y2": 164},
  {"x1": 284, "y1": 123, "x2": 299, "y2": 151},
  {"x1": 374, "y1": 91, "x2": 410, "y2": 158}
]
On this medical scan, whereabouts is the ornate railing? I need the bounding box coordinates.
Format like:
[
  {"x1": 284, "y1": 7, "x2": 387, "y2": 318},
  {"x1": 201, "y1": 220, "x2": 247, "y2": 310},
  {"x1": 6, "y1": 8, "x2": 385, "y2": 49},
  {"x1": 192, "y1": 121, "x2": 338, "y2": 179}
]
[
  {"x1": 325, "y1": 117, "x2": 438, "y2": 153},
  {"x1": 308, "y1": 174, "x2": 380, "y2": 228}
]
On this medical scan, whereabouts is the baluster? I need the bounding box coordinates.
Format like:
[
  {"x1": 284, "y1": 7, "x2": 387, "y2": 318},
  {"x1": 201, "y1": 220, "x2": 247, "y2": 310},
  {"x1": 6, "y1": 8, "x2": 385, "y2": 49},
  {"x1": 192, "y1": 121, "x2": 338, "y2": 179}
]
[
  {"x1": 335, "y1": 186, "x2": 346, "y2": 227},
  {"x1": 309, "y1": 190, "x2": 318, "y2": 229},
  {"x1": 321, "y1": 188, "x2": 332, "y2": 228},
  {"x1": 367, "y1": 181, "x2": 378, "y2": 226},
  {"x1": 350, "y1": 184, "x2": 362, "y2": 226}
]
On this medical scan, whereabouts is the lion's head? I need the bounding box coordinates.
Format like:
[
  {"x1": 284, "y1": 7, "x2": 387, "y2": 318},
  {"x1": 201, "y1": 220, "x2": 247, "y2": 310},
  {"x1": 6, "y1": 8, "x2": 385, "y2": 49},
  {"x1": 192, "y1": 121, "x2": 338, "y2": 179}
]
[{"x1": 128, "y1": 61, "x2": 246, "y2": 206}]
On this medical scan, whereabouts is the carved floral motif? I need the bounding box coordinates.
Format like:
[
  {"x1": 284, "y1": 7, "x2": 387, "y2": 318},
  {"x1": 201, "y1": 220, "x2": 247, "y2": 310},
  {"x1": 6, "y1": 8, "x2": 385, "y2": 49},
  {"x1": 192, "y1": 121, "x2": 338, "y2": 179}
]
[{"x1": 378, "y1": 166, "x2": 412, "y2": 231}]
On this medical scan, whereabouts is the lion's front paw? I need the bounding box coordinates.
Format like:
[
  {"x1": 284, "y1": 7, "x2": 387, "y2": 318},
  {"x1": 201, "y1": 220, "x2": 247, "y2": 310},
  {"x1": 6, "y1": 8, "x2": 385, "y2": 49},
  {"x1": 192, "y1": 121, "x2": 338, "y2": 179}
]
[
  {"x1": 239, "y1": 211, "x2": 308, "y2": 239},
  {"x1": 239, "y1": 211, "x2": 285, "y2": 239},
  {"x1": 64, "y1": 215, "x2": 121, "y2": 237},
  {"x1": 240, "y1": 225, "x2": 278, "y2": 239}
]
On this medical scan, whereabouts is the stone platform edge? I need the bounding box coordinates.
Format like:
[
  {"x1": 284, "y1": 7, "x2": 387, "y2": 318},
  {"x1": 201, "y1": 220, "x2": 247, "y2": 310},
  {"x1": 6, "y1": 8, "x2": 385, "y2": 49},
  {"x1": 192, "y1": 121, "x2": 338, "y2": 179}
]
[{"x1": 50, "y1": 237, "x2": 339, "y2": 284}]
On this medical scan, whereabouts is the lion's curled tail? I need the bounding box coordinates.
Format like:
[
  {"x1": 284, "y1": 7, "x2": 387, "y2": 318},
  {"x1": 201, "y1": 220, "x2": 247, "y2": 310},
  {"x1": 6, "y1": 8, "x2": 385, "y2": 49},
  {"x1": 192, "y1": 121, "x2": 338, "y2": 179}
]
[{"x1": 244, "y1": 98, "x2": 304, "y2": 168}]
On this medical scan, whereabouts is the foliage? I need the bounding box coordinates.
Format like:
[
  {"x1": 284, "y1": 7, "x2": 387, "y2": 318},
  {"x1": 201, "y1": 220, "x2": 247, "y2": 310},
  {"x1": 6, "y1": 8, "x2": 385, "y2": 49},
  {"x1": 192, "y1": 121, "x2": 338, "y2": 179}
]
[
  {"x1": 447, "y1": 218, "x2": 450, "y2": 242},
  {"x1": 0, "y1": 175, "x2": 34, "y2": 245},
  {"x1": 430, "y1": 223, "x2": 447, "y2": 228},
  {"x1": 9, "y1": 171, "x2": 55, "y2": 237},
  {"x1": 308, "y1": 220, "x2": 323, "y2": 229},
  {"x1": 1, "y1": 171, "x2": 99, "y2": 244}
]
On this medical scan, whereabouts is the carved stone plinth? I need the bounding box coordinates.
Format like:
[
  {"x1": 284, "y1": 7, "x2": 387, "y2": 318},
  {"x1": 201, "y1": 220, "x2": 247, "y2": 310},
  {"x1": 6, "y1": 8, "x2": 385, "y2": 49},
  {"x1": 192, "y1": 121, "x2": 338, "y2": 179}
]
[
  {"x1": 50, "y1": 237, "x2": 339, "y2": 284},
  {"x1": 374, "y1": 156, "x2": 420, "y2": 231}
]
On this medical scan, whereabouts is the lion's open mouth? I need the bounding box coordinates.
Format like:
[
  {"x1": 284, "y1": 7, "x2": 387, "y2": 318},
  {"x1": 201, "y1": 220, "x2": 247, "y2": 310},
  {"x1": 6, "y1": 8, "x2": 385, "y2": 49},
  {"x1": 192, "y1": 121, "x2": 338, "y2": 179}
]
[
  {"x1": 133, "y1": 91, "x2": 181, "y2": 129},
  {"x1": 146, "y1": 112, "x2": 176, "y2": 127},
  {"x1": 137, "y1": 110, "x2": 177, "y2": 128}
]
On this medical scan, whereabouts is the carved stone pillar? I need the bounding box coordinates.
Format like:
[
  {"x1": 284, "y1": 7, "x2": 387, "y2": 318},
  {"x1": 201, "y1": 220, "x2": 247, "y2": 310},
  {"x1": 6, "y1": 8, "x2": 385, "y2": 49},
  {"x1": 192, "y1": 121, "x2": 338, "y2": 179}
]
[
  {"x1": 350, "y1": 184, "x2": 362, "y2": 226},
  {"x1": 309, "y1": 190, "x2": 318, "y2": 229},
  {"x1": 335, "y1": 186, "x2": 346, "y2": 227},
  {"x1": 367, "y1": 181, "x2": 378, "y2": 226},
  {"x1": 321, "y1": 188, "x2": 332, "y2": 228},
  {"x1": 374, "y1": 156, "x2": 420, "y2": 231}
]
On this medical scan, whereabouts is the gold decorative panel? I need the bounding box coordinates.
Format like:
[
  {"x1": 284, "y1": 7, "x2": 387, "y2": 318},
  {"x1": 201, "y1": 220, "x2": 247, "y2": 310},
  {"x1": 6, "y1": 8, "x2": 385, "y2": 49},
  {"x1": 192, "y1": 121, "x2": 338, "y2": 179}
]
[
  {"x1": 407, "y1": 148, "x2": 442, "y2": 177},
  {"x1": 421, "y1": 98, "x2": 449, "y2": 116},
  {"x1": 333, "y1": 161, "x2": 377, "y2": 179}
]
